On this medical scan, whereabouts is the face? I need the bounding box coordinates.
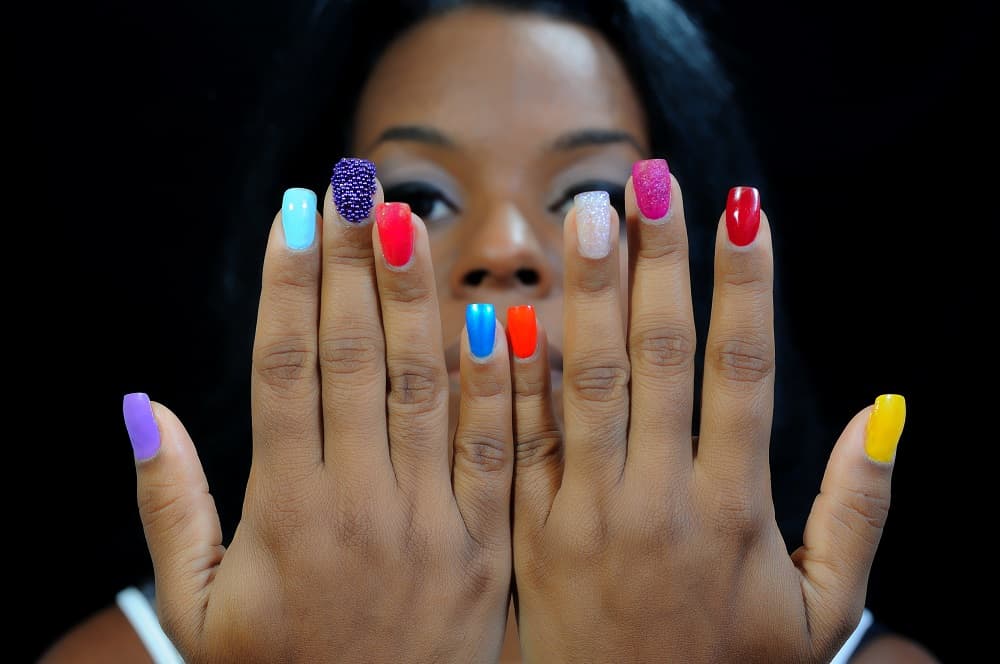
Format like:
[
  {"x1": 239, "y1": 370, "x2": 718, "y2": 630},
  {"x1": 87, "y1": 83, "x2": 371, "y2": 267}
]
[{"x1": 353, "y1": 7, "x2": 649, "y2": 433}]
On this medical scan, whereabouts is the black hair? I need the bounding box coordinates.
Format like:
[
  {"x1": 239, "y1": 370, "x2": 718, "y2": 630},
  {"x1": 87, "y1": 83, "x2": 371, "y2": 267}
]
[{"x1": 212, "y1": 0, "x2": 825, "y2": 548}]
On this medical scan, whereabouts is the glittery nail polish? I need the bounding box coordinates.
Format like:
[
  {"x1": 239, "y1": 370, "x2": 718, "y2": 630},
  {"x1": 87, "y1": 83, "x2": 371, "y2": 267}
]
[
  {"x1": 575, "y1": 191, "x2": 611, "y2": 259},
  {"x1": 331, "y1": 158, "x2": 377, "y2": 223},
  {"x1": 632, "y1": 159, "x2": 671, "y2": 222}
]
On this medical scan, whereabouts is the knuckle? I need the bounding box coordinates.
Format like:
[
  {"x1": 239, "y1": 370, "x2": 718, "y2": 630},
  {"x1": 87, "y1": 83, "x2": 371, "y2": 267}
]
[
  {"x1": 516, "y1": 427, "x2": 562, "y2": 468},
  {"x1": 385, "y1": 278, "x2": 434, "y2": 307},
  {"x1": 318, "y1": 333, "x2": 381, "y2": 377},
  {"x1": 456, "y1": 432, "x2": 509, "y2": 474},
  {"x1": 388, "y1": 357, "x2": 447, "y2": 412},
  {"x1": 267, "y1": 259, "x2": 317, "y2": 294},
  {"x1": 708, "y1": 336, "x2": 774, "y2": 384},
  {"x1": 466, "y1": 372, "x2": 507, "y2": 399},
  {"x1": 630, "y1": 323, "x2": 696, "y2": 376},
  {"x1": 835, "y1": 486, "x2": 890, "y2": 541},
  {"x1": 638, "y1": 231, "x2": 688, "y2": 263},
  {"x1": 138, "y1": 483, "x2": 191, "y2": 536},
  {"x1": 566, "y1": 359, "x2": 630, "y2": 403},
  {"x1": 709, "y1": 488, "x2": 767, "y2": 540},
  {"x1": 721, "y1": 250, "x2": 771, "y2": 291},
  {"x1": 253, "y1": 338, "x2": 316, "y2": 387}
]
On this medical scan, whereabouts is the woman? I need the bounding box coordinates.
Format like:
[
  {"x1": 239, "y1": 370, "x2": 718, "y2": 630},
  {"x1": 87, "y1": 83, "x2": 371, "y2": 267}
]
[{"x1": 43, "y1": 0, "x2": 935, "y2": 661}]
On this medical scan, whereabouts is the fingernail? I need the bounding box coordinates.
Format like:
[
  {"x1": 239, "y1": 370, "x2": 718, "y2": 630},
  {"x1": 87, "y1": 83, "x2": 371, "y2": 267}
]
[
  {"x1": 632, "y1": 159, "x2": 671, "y2": 221},
  {"x1": 726, "y1": 186, "x2": 761, "y2": 247},
  {"x1": 331, "y1": 158, "x2": 377, "y2": 223},
  {"x1": 123, "y1": 393, "x2": 160, "y2": 461},
  {"x1": 281, "y1": 188, "x2": 317, "y2": 250},
  {"x1": 575, "y1": 190, "x2": 611, "y2": 259},
  {"x1": 376, "y1": 202, "x2": 414, "y2": 268},
  {"x1": 865, "y1": 394, "x2": 906, "y2": 463},
  {"x1": 506, "y1": 305, "x2": 537, "y2": 359},
  {"x1": 467, "y1": 303, "x2": 497, "y2": 359}
]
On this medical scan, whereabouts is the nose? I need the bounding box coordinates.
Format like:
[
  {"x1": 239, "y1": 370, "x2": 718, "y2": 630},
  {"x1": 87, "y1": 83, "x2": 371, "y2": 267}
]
[{"x1": 449, "y1": 201, "x2": 554, "y2": 299}]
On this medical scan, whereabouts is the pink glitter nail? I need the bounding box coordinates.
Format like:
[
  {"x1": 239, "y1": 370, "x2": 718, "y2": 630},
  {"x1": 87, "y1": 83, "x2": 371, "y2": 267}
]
[{"x1": 632, "y1": 159, "x2": 671, "y2": 221}]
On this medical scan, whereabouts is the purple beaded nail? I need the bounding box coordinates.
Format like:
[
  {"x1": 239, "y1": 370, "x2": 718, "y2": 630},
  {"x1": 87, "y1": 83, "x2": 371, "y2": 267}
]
[{"x1": 331, "y1": 158, "x2": 377, "y2": 223}]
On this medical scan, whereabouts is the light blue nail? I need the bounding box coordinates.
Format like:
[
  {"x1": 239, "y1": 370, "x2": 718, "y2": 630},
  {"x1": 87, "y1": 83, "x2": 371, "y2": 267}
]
[
  {"x1": 466, "y1": 303, "x2": 496, "y2": 359},
  {"x1": 282, "y1": 188, "x2": 317, "y2": 250}
]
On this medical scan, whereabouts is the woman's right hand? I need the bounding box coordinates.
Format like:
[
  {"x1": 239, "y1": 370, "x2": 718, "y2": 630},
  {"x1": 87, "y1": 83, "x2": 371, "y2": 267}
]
[{"x1": 123, "y1": 164, "x2": 515, "y2": 662}]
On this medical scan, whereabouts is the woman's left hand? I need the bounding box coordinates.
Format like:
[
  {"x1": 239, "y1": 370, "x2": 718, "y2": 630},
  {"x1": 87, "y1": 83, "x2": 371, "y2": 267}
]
[{"x1": 509, "y1": 162, "x2": 904, "y2": 663}]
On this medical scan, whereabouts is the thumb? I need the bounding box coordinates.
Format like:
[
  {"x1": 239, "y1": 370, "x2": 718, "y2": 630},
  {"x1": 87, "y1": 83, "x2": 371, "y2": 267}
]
[
  {"x1": 794, "y1": 394, "x2": 906, "y2": 654},
  {"x1": 123, "y1": 393, "x2": 224, "y2": 652}
]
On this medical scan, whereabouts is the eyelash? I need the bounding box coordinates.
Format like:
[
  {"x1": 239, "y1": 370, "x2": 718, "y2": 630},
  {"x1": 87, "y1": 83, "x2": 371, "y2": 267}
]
[{"x1": 382, "y1": 180, "x2": 628, "y2": 228}]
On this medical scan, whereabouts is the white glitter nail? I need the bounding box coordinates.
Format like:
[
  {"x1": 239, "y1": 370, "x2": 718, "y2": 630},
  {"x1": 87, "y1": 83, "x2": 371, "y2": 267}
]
[{"x1": 575, "y1": 191, "x2": 611, "y2": 259}]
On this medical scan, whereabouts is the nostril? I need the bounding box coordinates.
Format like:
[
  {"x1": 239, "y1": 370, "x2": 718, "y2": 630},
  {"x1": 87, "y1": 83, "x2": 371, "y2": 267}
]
[
  {"x1": 463, "y1": 269, "x2": 488, "y2": 286},
  {"x1": 516, "y1": 268, "x2": 540, "y2": 286}
]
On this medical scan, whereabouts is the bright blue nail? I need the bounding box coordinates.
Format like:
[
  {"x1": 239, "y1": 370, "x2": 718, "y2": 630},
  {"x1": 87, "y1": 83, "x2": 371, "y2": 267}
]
[
  {"x1": 466, "y1": 303, "x2": 496, "y2": 359},
  {"x1": 282, "y1": 188, "x2": 317, "y2": 250}
]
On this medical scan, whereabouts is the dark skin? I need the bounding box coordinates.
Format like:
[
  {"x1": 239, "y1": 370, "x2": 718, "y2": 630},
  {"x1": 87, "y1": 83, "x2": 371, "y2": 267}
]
[{"x1": 42, "y1": 7, "x2": 936, "y2": 663}]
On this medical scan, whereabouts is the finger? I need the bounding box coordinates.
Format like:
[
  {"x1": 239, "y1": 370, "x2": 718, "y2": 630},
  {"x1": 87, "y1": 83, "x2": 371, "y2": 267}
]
[
  {"x1": 624, "y1": 160, "x2": 696, "y2": 480},
  {"x1": 508, "y1": 306, "x2": 562, "y2": 534},
  {"x1": 453, "y1": 304, "x2": 513, "y2": 549},
  {"x1": 373, "y1": 202, "x2": 450, "y2": 493},
  {"x1": 319, "y1": 159, "x2": 391, "y2": 480},
  {"x1": 124, "y1": 394, "x2": 223, "y2": 655},
  {"x1": 561, "y1": 191, "x2": 629, "y2": 484},
  {"x1": 793, "y1": 395, "x2": 905, "y2": 655},
  {"x1": 251, "y1": 188, "x2": 322, "y2": 467},
  {"x1": 697, "y1": 187, "x2": 775, "y2": 490}
]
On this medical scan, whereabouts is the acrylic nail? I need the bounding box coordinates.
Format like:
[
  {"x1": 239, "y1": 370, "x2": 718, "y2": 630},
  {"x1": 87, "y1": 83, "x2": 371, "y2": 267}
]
[
  {"x1": 375, "y1": 202, "x2": 414, "y2": 268},
  {"x1": 506, "y1": 305, "x2": 537, "y2": 359},
  {"x1": 632, "y1": 159, "x2": 671, "y2": 221},
  {"x1": 123, "y1": 393, "x2": 160, "y2": 461},
  {"x1": 331, "y1": 158, "x2": 377, "y2": 223},
  {"x1": 281, "y1": 188, "x2": 317, "y2": 250},
  {"x1": 865, "y1": 394, "x2": 906, "y2": 463},
  {"x1": 467, "y1": 303, "x2": 497, "y2": 359},
  {"x1": 575, "y1": 190, "x2": 611, "y2": 259},
  {"x1": 726, "y1": 186, "x2": 761, "y2": 247}
]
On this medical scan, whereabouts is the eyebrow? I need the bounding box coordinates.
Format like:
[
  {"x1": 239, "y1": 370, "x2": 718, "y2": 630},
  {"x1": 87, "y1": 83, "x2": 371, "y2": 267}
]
[
  {"x1": 366, "y1": 125, "x2": 645, "y2": 154},
  {"x1": 367, "y1": 125, "x2": 454, "y2": 151},
  {"x1": 551, "y1": 128, "x2": 645, "y2": 154}
]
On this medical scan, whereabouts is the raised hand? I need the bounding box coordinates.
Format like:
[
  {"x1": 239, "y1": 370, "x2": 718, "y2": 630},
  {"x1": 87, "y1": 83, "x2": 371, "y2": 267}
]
[
  {"x1": 509, "y1": 159, "x2": 905, "y2": 663},
  {"x1": 124, "y1": 161, "x2": 514, "y2": 662}
]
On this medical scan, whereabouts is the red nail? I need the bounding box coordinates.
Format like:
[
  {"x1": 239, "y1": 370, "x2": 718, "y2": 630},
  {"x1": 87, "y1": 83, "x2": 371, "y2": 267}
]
[
  {"x1": 726, "y1": 186, "x2": 761, "y2": 247},
  {"x1": 506, "y1": 305, "x2": 537, "y2": 359},
  {"x1": 376, "y1": 202, "x2": 413, "y2": 267}
]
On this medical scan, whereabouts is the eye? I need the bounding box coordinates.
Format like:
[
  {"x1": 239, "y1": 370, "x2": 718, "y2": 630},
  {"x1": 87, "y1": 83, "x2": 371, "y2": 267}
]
[
  {"x1": 549, "y1": 180, "x2": 628, "y2": 229},
  {"x1": 382, "y1": 181, "x2": 458, "y2": 224}
]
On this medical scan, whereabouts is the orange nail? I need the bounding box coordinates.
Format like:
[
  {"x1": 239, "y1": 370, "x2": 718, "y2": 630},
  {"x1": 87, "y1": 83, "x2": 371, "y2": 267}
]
[{"x1": 506, "y1": 305, "x2": 537, "y2": 359}]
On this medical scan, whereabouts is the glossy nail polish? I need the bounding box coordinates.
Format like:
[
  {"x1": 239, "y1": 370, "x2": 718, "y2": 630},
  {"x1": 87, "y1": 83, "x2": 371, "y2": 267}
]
[
  {"x1": 726, "y1": 186, "x2": 761, "y2": 247},
  {"x1": 506, "y1": 305, "x2": 537, "y2": 359},
  {"x1": 865, "y1": 394, "x2": 906, "y2": 463},
  {"x1": 467, "y1": 303, "x2": 496, "y2": 359},
  {"x1": 281, "y1": 188, "x2": 317, "y2": 250},
  {"x1": 632, "y1": 159, "x2": 671, "y2": 221},
  {"x1": 123, "y1": 393, "x2": 160, "y2": 461},
  {"x1": 331, "y1": 158, "x2": 377, "y2": 223},
  {"x1": 376, "y1": 202, "x2": 413, "y2": 268},
  {"x1": 575, "y1": 190, "x2": 611, "y2": 259}
]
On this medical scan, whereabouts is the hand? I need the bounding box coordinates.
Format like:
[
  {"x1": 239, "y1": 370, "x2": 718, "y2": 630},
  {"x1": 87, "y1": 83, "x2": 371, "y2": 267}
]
[
  {"x1": 509, "y1": 161, "x2": 905, "y2": 662},
  {"x1": 123, "y1": 170, "x2": 514, "y2": 662}
]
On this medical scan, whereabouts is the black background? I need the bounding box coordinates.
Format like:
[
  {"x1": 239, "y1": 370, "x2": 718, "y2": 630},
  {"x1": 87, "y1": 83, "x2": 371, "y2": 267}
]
[{"x1": 19, "y1": 1, "x2": 992, "y2": 660}]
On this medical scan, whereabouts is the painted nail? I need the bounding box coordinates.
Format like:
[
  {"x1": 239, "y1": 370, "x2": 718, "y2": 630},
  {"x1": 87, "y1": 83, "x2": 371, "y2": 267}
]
[
  {"x1": 281, "y1": 188, "x2": 317, "y2": 250},
  {"x1": 331, "y1": 158, "x2": 377, "y2": 223},
  {"x1": 575, "y1": 190, "x2": 611, "y2": 259},
  {"x1": 375, "y1": 202, "x2": 414, "y2": 267},
  {"x1": 865, "y1": 394, "x2": 906, "y2": 463},
  {"x1": 123, "y1": 393, "x2": 160, "y2": 461},
  {"x1": 632, "y1": 159, "x2": 671, "y2": 221},
  {"x1": 506, "y1": 305, "x2": 537, "y2": 359},
  {"x1": 467, "y1": 303, "x2": 497, "y2": 359},
  {"x1": 726, "y1": 186, "x2": 761, "y2": 247}
]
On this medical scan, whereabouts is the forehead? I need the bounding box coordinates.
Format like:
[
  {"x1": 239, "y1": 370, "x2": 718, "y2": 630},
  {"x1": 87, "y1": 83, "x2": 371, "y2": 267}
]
[{"x1": 353, "y1": 7, "x2": 647, "y2": 151}]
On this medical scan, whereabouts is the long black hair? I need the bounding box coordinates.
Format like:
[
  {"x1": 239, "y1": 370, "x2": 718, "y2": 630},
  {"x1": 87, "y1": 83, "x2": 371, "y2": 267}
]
[{"x1": 211, "y1": 0, "x2": 825, "y2": 547}]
